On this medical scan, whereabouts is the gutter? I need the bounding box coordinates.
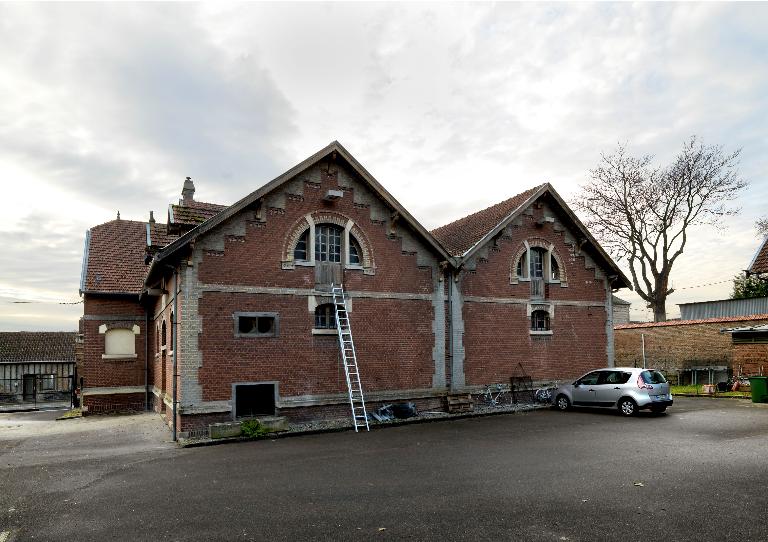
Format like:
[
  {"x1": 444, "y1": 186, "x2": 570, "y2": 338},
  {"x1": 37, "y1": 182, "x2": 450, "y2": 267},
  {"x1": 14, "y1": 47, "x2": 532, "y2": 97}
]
[{"x1": 172, "y1": 268, "x2": 178, "y2": 442}]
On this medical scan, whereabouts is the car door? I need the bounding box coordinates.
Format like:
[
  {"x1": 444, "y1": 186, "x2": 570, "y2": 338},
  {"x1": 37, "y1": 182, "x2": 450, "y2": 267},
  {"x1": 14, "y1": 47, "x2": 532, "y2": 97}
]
[
  {"x1": 571, "y1": 371, "x2": 601, "y2": 406},
  {"x1": 595, "y1": 370, "x2": 632, "y2": 407}
]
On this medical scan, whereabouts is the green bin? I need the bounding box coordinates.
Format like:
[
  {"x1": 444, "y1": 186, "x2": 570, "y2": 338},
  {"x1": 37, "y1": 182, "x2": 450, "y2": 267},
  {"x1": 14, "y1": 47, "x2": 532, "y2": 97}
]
[{"x1": 748, "y1": 377, "x2": 768, "y2": 403}]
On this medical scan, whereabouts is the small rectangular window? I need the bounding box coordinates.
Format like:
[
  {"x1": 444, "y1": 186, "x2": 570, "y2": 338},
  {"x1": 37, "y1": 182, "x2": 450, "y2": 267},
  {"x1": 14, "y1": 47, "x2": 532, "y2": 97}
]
[{"x1": 234, "y1": 312, "x2": 279, "y2": 338}]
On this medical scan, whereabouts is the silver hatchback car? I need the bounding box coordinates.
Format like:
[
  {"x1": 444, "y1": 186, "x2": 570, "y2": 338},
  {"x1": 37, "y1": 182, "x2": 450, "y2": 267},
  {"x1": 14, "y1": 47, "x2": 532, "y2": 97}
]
[{"x1": 554, "y1": 367, "x2": 673, "y2": 416}]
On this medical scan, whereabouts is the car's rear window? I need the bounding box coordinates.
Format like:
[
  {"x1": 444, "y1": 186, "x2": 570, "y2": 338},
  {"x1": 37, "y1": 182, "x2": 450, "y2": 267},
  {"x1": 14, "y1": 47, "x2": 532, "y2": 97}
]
[{"x1": 641, "y1": 370, "x2": 667, "y2": 384}]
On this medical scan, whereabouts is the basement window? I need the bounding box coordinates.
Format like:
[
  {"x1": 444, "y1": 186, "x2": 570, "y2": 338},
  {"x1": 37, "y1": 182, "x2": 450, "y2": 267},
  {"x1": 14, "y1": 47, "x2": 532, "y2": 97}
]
[
  {"x1": 234, "y1": 312, "x2": 279, "y2": 338},
  {"x1": 233, "y1": 383, "x2": 277, "y2": 418}
]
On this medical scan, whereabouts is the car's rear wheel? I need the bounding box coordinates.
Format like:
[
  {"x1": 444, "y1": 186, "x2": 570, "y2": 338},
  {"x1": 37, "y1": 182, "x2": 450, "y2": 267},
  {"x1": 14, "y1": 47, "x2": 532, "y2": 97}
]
[
  {"x1": 651, "y1": 405, "x2": 667, "y2": 414},
  {"x1": 618, "y1": 398, "x2": 637, "y2": 417},
  {"x1": 555, "y1": 394, "x2": 571, "y2": 411}
]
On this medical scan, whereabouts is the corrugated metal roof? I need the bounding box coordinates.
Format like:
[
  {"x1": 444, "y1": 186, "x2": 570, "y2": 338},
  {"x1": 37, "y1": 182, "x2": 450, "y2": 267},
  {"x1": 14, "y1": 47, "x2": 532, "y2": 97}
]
[{"x1": 679, "y1": 297, "x2": 768, "y2": 320}]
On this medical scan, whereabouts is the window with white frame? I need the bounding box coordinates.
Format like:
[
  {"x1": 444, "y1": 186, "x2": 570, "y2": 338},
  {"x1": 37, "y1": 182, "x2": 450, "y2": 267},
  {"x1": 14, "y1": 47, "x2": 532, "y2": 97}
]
[
  {"x1": 294, "y1": 223, "x2": 365, "y2": 267},
  {"x1": 515, "y1": 244, "x2": 563, "y2": 282}
]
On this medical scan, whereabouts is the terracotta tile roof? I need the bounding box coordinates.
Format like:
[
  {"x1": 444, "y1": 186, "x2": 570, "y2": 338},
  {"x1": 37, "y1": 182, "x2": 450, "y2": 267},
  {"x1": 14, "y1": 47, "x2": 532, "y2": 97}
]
[
  {"x1": 148, "y1": 222, "x2": 178, "y2": 249},
  {"x1": 83, "y1": 220, "x2": 149, "y2": 294},
  {"x1": 749, "y1": 237, "x2": 768, "y2": 275},
  {"x1": 431, "y1": 185, "x2": 544, "y2": 256},
  {"x1": 0, "y1": 332, "x2": 76, "y2": 363},
  {"x1": 615, "y1": 313, "x2": 768, "y2": 330},
  {"x1": 170, "y1": 201, "x2": 227, "y2": 226}
]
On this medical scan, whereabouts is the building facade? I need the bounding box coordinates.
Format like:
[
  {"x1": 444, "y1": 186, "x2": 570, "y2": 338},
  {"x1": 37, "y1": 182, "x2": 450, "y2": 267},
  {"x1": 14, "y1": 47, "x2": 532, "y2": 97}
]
[{"x1": 79, "y1": 142, "x2": 629, "y2": 435}]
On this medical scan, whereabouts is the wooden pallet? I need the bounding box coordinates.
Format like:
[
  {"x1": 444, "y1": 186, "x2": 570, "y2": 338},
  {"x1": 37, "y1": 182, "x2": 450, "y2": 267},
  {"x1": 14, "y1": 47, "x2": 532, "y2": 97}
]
[{"x1": 446, "y1": 393, "x2": 474, "y2": 413}]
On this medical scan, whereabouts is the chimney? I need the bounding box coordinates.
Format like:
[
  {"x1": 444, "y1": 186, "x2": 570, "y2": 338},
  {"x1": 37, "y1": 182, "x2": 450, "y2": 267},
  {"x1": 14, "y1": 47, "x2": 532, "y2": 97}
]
[
  {"x1": 149, "y1": 210, "x2": 156, "y2": 224},
  {"x1": 181, "y1": 176, "x2": 195, "y2": 206}
]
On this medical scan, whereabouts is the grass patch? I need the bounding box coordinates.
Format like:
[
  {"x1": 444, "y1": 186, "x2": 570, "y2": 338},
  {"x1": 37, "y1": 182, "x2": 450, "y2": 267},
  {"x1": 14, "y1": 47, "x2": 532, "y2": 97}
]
[
  {"x1": 671, "y1": 385, "x2": 750, "y2": 397},
  {"x1": 56, "y1": 408, "x2": 82, "y2": 420},
  {"x1": 240, "y1": 419, "x2": 270, "y2": 438}
]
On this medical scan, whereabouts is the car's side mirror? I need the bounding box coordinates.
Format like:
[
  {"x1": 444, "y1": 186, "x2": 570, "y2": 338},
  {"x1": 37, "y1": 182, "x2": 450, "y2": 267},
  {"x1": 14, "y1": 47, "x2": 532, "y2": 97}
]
[{"x1": 573, "y1": 383, "x2": 580, "y2": 388}]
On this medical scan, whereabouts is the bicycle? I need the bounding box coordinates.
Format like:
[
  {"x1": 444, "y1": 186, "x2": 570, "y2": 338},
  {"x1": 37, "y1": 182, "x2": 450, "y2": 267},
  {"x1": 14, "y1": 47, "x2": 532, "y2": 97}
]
[
  {"x1": 479, "y1": 383, "x2": 511, "y2": 407},
  {"x1": 533, "y1": 381, "x2": 560, "y2": 404}
]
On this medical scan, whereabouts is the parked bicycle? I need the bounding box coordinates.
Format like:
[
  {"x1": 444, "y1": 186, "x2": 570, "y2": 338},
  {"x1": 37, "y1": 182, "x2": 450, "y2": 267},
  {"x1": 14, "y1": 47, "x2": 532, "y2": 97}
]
[{"x1": 479, "y1": 383, "x2": 511, "y2": 407}]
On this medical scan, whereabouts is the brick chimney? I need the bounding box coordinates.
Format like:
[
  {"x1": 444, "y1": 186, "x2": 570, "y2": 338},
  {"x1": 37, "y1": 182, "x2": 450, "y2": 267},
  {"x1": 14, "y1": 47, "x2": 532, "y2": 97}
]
[{"x1": 181, "y1": 177, "x2": 195, "y2": 206}]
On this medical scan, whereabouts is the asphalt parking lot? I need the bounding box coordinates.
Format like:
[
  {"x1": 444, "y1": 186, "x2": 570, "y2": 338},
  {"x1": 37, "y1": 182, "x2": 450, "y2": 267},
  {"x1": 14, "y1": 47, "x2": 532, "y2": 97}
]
[{"x1": 2, "y1": 397, "x2": 768, "y2": 541}]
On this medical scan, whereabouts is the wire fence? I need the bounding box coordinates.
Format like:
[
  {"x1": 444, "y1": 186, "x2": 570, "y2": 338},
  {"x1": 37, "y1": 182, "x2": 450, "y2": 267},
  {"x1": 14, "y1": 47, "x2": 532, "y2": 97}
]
[{"x1": 0, "y1": 375, "x2": 74, "y2": 410}]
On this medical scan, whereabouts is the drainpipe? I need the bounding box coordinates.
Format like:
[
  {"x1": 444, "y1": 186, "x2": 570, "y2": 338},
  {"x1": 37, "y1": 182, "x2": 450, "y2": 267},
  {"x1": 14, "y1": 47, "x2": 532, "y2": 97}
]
[
  {"x1": 145, "y1": 307, "x2": 149, "y2": 411},
  {"x1": 446, "y1": 267, "x2": 453, "y2": 390},
  {"x1": 172, "y1": 268, "x2": 178, "y2": 442}
]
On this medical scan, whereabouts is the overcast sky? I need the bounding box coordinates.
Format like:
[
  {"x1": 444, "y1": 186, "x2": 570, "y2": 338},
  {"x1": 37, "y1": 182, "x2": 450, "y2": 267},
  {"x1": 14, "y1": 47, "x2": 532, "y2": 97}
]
[{"x1": 1, "y1": 2, "x2": 766, "y2": 331}]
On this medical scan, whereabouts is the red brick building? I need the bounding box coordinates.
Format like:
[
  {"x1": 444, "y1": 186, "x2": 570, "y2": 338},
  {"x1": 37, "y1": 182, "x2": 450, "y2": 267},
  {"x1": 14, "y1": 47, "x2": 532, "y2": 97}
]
[{"x1": 79, "y1": 142, "x2": 629, "y2": 436}]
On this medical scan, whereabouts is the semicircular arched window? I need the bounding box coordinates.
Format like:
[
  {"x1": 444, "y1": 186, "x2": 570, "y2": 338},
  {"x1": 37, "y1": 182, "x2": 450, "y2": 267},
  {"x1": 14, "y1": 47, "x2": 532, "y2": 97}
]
[{"x1": 292, "y1": 223, "x2": 367, "y2": 268}]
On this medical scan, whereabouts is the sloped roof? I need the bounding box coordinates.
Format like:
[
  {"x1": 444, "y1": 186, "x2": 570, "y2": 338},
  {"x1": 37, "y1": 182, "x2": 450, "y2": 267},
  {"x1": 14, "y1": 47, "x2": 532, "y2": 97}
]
[
  {"x1": 615, "y1": 313, "x2": 768, "y2": 330},
  {"x1": 148, "y1": 222, "x2": 179, "y2": 249},
  {"x1": 150, "y1": 141, "x2": 454, "y2": 278},
  {"x1": 169, "y1": 201, "x2": 227, "y2": 226},
  {"x1": 431, "y1": 185, "x2": 543, "y2": 256},
  {"x1": 612, "y1": 295, "x2": 631, "y2": 306},
  {"x1": 81, "y1": 219, "x2": 149, "y2": 295},
  {"x1": 749, "y1": 237, "x2": 768, "y2": 275},
  {"x1": 431, "y1": 182, "x2": 631, "y2": 289},
  {"x1": 0, "y1": 332, "x2": 76, "y2": 363}
]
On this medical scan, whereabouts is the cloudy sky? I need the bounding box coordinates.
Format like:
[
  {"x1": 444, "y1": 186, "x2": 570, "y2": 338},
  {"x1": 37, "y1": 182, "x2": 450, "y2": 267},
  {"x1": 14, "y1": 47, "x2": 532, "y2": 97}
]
[{"x1": 1, "y1": 2, "x2": 766, "y2": 331}]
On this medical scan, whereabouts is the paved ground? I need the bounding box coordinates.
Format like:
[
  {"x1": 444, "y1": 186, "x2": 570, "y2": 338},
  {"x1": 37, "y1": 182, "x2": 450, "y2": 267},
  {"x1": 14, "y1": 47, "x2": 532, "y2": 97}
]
[{"x1": 2, "y1": 398, "x2": 768, "y2": 541}]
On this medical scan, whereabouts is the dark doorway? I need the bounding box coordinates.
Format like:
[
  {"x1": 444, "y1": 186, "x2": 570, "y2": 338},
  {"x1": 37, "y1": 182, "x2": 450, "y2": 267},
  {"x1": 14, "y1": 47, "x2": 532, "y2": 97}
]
[
  {"x1": 234, "y1": 383, "x2": 276, "y2": 418},
  {"x1": 23, "y1": 374, "x2": 35, "y2": 400}
]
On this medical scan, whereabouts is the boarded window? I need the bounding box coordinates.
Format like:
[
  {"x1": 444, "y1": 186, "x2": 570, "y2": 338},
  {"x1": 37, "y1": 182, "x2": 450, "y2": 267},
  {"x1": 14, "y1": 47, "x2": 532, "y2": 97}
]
[{"x1": 105, "y1": 328, "x2": 136, "y2": 356}]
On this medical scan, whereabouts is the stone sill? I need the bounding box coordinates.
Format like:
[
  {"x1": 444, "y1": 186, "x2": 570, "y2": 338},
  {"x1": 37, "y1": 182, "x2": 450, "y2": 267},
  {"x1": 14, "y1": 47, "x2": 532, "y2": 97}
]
[
  {"x1": 529, "y1": 330, "x2": 553, "y2": 336},
  {"x1": 101, "y1": 354, "x2": 138, "y2": 360},
  {"x1": 311, "y1": 329, "x2": 337, "y2": 335}
]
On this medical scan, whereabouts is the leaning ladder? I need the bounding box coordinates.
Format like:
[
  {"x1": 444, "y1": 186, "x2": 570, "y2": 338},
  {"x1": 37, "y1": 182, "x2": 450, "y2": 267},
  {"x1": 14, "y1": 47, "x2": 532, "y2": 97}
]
[{"x1": 331, "y1": 284, "x2": 370, "y2": 432}]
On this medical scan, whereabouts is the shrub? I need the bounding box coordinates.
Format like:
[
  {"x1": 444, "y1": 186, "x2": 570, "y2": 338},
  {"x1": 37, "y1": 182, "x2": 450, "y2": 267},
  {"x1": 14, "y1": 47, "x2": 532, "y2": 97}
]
[{"x1": 240, "y1": 419, "x2": 269, "y2": 438}]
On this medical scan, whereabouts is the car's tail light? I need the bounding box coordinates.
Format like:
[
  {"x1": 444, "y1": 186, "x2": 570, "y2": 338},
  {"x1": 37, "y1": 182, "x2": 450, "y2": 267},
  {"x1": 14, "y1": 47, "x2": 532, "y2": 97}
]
[{"x1": 637, "y1": 375, "x2": 653, "y2": 390}]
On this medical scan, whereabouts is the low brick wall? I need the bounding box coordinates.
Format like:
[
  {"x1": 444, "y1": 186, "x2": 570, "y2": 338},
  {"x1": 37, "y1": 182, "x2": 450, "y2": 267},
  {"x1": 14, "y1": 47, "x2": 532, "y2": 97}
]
[{"x1": 84, "y1": 393, "x2": 145, "y2": 413}]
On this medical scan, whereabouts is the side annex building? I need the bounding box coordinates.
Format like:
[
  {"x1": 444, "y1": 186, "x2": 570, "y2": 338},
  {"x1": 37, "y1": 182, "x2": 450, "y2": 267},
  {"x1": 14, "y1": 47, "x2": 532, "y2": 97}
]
[{"x1": 79, "y1": 141, "x2": 630, "y2": 435}]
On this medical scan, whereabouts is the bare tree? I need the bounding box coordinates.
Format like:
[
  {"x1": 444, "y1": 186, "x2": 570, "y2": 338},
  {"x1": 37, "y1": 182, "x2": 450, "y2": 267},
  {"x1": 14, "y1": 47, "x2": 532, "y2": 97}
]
[
  {"x1": 576, "y1": 136, "x2": 746, "y2": 322},
  {"x1": 757, "y1": 216, "x2": 768, "y2": 238}
]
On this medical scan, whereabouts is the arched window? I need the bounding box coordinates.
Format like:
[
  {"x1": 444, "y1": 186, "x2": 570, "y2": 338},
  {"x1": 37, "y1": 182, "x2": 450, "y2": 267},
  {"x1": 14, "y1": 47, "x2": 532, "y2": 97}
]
[
  {"x1": 294, "y1": 230, "x2": 309, "y2": 261},
  {"x1": 516, "y1": 251, "x2": 528, "y2": 278},
  {"x1": 161, "y1": 319, "x2": 167, "y2": 348},
  {"x1": 349, "y1": 236, "x2": 362, "y2": 265},
  {"x1": 531, "y1": 310, "x2": 550, "y2": 331},
  {"x1": 293, "y1": 224, "x2": 365, "y2": 266},
  {"x1": 550, "y1": 257, "x2": 560, "y2": 281},
  {"x1": 515, "y1": 245, "x2": 563, "y2": 283},
  {"x1": 315, "y1": 303, "x2": 336, "y2": 329}
]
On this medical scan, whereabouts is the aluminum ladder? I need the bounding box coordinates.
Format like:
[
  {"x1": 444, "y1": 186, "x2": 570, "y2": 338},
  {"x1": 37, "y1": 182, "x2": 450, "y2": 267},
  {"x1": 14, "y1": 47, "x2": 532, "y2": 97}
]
[{"x1": 331, "y1": 284, "x2": 370, "y2": 432}]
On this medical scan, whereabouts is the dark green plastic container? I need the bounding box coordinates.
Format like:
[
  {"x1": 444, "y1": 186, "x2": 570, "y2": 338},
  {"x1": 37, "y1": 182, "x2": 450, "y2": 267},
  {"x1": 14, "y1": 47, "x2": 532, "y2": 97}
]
[{"x1": 748, "y1": 377, "x2": 768, "y2": 403}]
